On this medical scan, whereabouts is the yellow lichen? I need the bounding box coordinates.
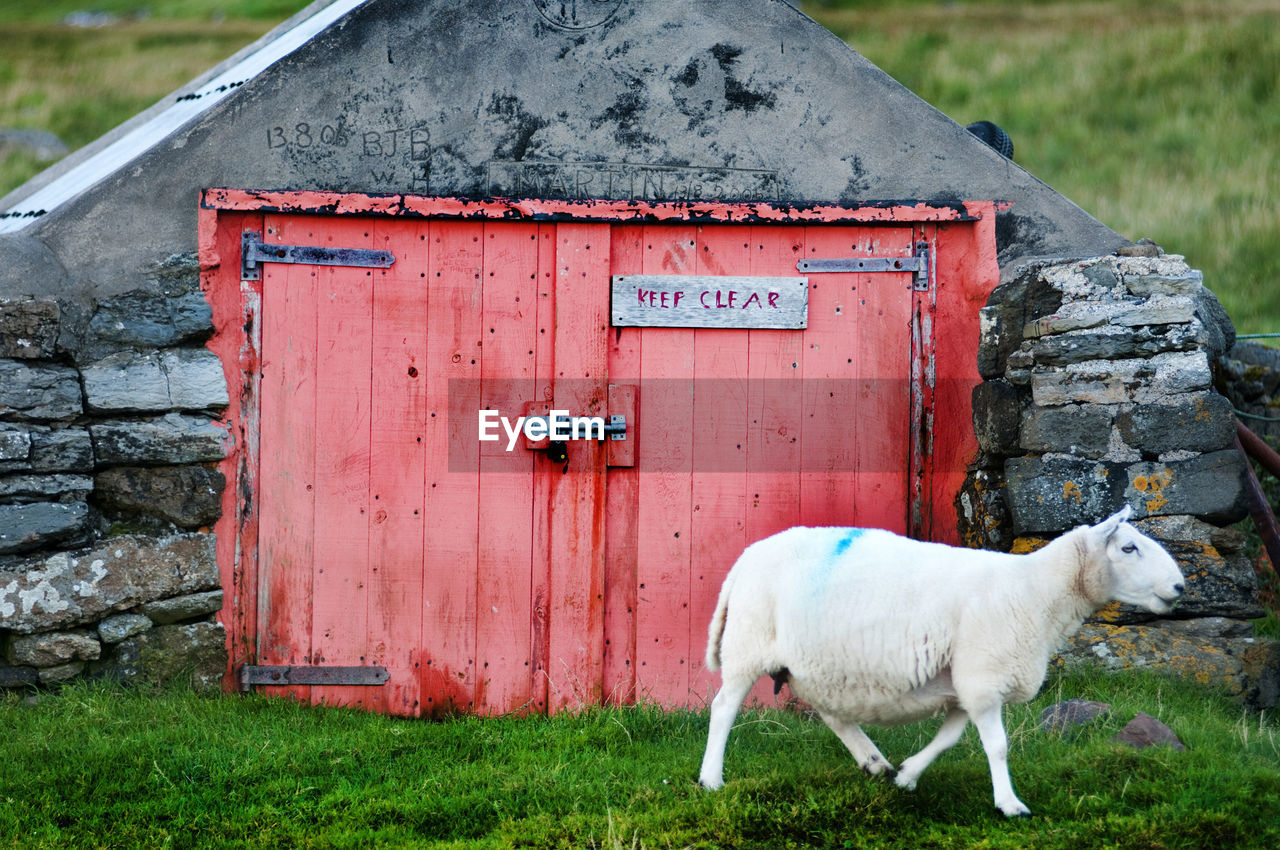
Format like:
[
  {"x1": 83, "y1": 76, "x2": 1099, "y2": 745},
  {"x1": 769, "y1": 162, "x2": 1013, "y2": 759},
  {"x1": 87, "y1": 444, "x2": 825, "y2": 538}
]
[{"x1": 1062, "y1": 480, "x2": 1083, "y2": 503}]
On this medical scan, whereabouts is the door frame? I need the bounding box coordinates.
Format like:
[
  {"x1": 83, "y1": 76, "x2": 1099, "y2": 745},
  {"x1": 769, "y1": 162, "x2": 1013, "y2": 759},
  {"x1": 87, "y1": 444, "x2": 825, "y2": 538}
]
[{"x1": 199, "y1": 189, "x2": 1000, "y2": 697}]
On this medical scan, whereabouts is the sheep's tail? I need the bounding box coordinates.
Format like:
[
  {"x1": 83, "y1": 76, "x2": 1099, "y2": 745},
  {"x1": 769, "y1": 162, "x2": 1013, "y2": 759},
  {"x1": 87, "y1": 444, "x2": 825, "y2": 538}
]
[{"x1": 705, "y1": 571, "x2": 735, "y2": 673}]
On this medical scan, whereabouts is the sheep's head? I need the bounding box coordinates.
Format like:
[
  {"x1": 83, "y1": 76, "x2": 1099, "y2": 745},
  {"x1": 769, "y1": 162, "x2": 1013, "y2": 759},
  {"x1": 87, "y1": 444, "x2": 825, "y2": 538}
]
[{"x1": 1088, "y1": 506, "x2": 1185, "y2": 614}]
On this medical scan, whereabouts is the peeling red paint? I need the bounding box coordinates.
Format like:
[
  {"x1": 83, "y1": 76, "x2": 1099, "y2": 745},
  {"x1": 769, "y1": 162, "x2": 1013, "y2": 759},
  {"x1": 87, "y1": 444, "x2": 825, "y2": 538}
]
[{"x1": 202, "y1": 188, "x2": 980, "y2": 225}]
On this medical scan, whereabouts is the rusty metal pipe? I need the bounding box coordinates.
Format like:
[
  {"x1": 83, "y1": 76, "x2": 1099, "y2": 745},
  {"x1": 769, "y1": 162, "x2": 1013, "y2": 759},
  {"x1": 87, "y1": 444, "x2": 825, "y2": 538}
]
[
  {"x1": 1234, "y1": 423, "x2": 1280, "y2": 576},
  {"x1": 1236, "y1": 418, "x2": 1280, "y2": 481}
]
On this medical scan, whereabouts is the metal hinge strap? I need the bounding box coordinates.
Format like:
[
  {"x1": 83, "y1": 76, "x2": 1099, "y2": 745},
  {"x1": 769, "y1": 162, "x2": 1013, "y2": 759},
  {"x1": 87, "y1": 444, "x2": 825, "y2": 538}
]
[
  {"x1": 238, "y1": 664, "x2": 390, "y2": 691},
  {"x1": 797, "y1": 241, "x2": 931, "y2": 291},
  {"x1": 241, "y1": 230, "x2": 395, "y2": 281}
]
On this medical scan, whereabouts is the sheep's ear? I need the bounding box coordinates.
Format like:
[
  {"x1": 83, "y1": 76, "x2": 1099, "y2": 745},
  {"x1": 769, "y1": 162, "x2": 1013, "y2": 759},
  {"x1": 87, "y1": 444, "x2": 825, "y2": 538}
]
[{"x1": 1094, "y1": 505, "x2": 1133, "y2": 542}]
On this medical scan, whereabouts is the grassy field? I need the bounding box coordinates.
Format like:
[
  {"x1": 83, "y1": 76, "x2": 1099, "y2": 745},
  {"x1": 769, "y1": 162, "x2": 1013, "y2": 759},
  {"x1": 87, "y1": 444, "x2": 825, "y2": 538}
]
[
  {"x1": 0, "y1": 0, "x2": 1276, "y2": 331},
  {"x1": 0, "y1": 670, "x2": 1276, "y2": 849}
]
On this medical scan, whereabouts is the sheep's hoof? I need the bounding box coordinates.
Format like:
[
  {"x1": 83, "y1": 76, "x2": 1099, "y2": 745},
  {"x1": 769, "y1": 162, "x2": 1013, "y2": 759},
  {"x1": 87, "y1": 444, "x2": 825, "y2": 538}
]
[
  {"x1": 998, "y1": 802, "x2": 1032, "y2": 818},
  {"x1": 861, "y1": 757, "x2": 896, "y2": 779}
]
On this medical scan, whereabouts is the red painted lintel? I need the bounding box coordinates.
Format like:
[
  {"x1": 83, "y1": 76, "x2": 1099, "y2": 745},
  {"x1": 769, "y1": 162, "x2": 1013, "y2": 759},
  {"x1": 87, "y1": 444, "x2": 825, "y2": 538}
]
[{"x1": 201, "y1": 188, "x2": 992, "y2": 225}]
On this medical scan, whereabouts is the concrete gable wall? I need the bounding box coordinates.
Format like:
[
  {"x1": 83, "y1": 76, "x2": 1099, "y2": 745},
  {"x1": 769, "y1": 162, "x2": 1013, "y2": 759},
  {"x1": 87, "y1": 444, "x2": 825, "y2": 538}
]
[{"x1": 0, "y1": 0, "x2": 1120, "y2": 301}]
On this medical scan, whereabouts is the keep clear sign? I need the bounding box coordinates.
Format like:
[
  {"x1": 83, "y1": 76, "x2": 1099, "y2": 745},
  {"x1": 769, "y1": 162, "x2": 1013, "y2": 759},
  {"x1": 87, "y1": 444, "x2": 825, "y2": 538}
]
[{"x1": 610, "y1": 275, "x2": 808, "y2": 329}]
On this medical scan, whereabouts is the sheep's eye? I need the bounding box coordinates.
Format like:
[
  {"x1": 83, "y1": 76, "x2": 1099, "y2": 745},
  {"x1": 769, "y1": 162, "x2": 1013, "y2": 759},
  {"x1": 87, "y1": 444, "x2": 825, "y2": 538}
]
[{"x1": 1121, "y1": 543, "x2": 1138, "y2": 554}]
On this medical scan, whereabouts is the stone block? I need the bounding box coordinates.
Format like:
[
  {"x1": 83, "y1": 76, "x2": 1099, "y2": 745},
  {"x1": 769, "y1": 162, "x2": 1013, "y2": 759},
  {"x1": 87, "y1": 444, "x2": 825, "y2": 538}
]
[
  {"x1": 1123, "y1": 269, "x2": 1204, "y2": 298},
  {"x1": 956, "y1": 467, "x2": 1012, "y2": 551},
  {"x1": 82, "y1": 348, "x2": 227, "y2": 413},
  {"x1": 0, "y1": 298, "x2": 60, "y2": 358},
  {"x1": 7, "y1": 630, "x2": 101, "y2": 667},
  {"x1": 1004, "y1": 455, "x2": 1123, "y2": 534},
  {"x1": 1191, "y1": 287, "x2": 1235, "y2": 358},
  {"x1": 98, "y1": 613, "x2": 153, "y2": 644},
  {"x1": 0, "y1": 359, "x2": 82, "y2": 421},
  {"x1": 1114, "y1": 392, "x2": 1234, "y2": 455},
  {"x1": 0, "y1": 474, "x2": 94, "y2": 502},
  {"x1": 1124, "y1": 450, "x2": 1249, "y2": 525},
  {"x1": 1055, "y1": 620, "x2": 1280, "y2": 709},
  {"x1": 0, "y1": 501, "x2": 90, "y2": 555},
  {"x1": 0, "y1": 663, "x2": 39, "y2": 688},
  {"x1": 971, "y1": 379, "x2": 1022, "y2": 455},
  {"x1": 90, "y1": 413, "x2": 229, "y2": 466},
  {"x1": 94, "y1": 465, "x2": 224, "y2": 528},
  {"x1": 102, "y1": 622, "x2": 227, "y2": 691},
  {"x1": 38, "y1": 661, "x2": 86, "y2": 685},
  {"x1": 1027, "y1": 324, "x2": 1199, "y2": 366},
  {"x1": 82, "y1": 289, "x2": 214, "y2": 361},
  {"x1": 81, "y1": 352, "x2": 169, "y2": 412},
  {"x1": 0, "y1": 428, "x2": 31, "y2": 461},
  {"x1": 0, "y1": 532, "x2": 218, "y2": 634},
  {"x1": 1030, "y1": 352, "x2": 1211, "y2": 406},
  {"x1": 1019, "y1": 404, "x2": 1113, "y2": 457},
  {"x1": 161, "y1": 349, "x2": 228, "y2": 410},
  {"x1": 141, "y1": 590, "x2": 223, "y2": 624},
  {"x1": 29, "y1": 429, "x2": 94, "y2": 473}
]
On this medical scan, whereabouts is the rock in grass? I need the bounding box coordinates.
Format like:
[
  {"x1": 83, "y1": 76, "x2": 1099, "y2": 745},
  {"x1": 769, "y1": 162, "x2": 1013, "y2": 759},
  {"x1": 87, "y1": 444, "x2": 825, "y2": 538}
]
[
  {"x1": 1113, "y1": 712, "x2": 1186, "y2": 751},
  {"x1": 1038, "y1": 699, "x2": 1111, "y2": 733}
]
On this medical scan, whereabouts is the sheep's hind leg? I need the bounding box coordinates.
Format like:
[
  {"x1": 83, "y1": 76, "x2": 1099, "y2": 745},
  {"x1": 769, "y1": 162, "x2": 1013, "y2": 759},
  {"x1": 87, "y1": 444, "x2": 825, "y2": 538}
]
[
  {"x1": 699, "y1": 675, "x2": 754, "y2": 790},
  {"x1": 894, "y1": 707, "x2": 968, "y2": 791},
  {"x1": 819, "y1": 713, "x2": 895, "y2": 777}
]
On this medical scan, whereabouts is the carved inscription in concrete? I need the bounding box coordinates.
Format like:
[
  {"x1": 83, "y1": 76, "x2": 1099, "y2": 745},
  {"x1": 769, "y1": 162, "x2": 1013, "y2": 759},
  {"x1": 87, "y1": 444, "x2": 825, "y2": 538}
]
[
  {"x1": 532, "y1": 0, "x2": 625, "y2": 30},
  {"x1": 265, "y1": 117, "x2": 431, "y2": 192},
  {"x1": 487, "y1": 160, "x2": 780, "y2": 202}
]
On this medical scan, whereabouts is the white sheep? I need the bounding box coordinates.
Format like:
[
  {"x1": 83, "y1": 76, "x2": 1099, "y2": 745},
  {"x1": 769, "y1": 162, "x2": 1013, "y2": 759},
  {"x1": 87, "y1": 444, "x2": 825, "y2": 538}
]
[{"x1": 698, "y1": 506, "x2": 1184, "y2": 817}]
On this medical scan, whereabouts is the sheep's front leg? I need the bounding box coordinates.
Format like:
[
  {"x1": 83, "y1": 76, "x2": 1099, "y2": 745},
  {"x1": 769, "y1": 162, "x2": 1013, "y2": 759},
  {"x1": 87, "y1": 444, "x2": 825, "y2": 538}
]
[
  {"x1": 894, "y1": 707, "x2": 968, "y2": 791},
  {"x1": 699, "y1": 676, "x2": 754, "y2": 789},
  {"x1": 818, "y1": 712, "x2": 894, "y2": 777},
  {"x1": 969, "y1": 703, "x2": 1030, "y2": 817}
]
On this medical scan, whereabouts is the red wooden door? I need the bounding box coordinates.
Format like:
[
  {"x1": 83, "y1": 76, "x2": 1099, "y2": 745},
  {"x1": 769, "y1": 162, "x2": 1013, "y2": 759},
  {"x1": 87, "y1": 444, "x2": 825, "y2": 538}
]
[
  {"x1": 600, "y1": 222, "x2": 919, "y2": 708},
  {"x1": 202, "y1": 192, "x2": 995, "y2": 716}
]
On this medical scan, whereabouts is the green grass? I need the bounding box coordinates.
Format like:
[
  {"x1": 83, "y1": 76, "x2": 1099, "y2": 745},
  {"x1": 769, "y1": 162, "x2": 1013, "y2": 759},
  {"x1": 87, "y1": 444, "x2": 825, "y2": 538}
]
[
  {"x1": 803, "y1": 0, "x2": 1280, "y2": 335},
  {"x1": 1, "y1": 0, "x2": 1276, "y2": 334},
  {"x1": 1, "y1": 670, "x2": 1277, "y2": 848}
]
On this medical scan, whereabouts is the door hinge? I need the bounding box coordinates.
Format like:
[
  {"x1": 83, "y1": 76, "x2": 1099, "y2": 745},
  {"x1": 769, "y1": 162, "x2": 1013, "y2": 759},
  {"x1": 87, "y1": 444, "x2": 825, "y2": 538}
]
[
  {"x1": 237, "y1": 664, "x2": 390, "y2": 691},
  {"x1": 796, "y1": 240, "x2": 930, "y2": 291},
  {"x1": 241, "y1": 230, "x2": 396, "y2": 281}
]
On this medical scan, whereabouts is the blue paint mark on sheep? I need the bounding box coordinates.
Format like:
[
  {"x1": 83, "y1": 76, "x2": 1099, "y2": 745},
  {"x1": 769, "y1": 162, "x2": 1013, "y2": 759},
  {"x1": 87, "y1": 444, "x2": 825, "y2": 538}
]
[
  {"x1": 833, "y1": 528, "x2": 862, "y2": 558},
  {"x1": 810, "y1": 528, "x2": 864, "y2": 595}
]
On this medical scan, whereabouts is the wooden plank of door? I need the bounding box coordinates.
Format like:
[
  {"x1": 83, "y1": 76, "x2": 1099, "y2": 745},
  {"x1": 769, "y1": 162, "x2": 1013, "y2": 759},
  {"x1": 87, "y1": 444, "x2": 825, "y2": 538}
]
[
  {"x1": 603, "y1": 223, "x2": 644, "y2": 705},
  {"x1": 255, "y1": 214, "x2": 320, "y2": 704},
  {"x1": 742, "y1": 224, "x2": 806, "y2": 707},
  {"x1": 633, "y1": 224, "x2": 697, "y2": 706},
  {"x1": 798, "y1": 225, "x2": 869, "y2": 529},
  {"x1": 364, "y1": 218, "x2": 429, "y2": 716},
  {"x1": 475, "y1": 221, "x2": 539, "y2": 715},
  {"x1": 849, "y1": 226, "x2": 915, "y2": 535},
  {"x1": 420, "y1": 219, "x2": 484, "y2": 714},
  {"x1": 529, "y1": 223, "x2": 557, "y2": 713},
  {"x1": 545, "y1": 222, "x2": 609, "y2": 711},
  {"x1": 309, "y1": 218, "x2": 375, "y2": 709},
  {"x1": 687, "y1": 223, "x2": 752, "y2": 707}
]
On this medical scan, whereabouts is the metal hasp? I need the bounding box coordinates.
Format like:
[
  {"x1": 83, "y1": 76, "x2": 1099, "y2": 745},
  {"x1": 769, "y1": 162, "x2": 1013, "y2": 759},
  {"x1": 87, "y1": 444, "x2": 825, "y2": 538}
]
[
  {"x1": 241, "y1": 230, "x2": 395, "y2": 281},
  {"x1": 797, "y1": 240, "x2": 931, "y2": 291},
  {"x1": 237, "y1": 664, "x2": 391, "y2": 691},
  {"x1": 605, "y1": 414, "x2": 626, "y2": 441}
]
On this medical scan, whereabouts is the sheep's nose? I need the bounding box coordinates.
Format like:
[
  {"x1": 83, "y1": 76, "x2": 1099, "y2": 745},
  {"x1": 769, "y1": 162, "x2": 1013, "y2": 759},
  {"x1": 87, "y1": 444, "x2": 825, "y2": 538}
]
[{"x1": 1172, "y1": 582, "x2": 1185, "y2": 597}]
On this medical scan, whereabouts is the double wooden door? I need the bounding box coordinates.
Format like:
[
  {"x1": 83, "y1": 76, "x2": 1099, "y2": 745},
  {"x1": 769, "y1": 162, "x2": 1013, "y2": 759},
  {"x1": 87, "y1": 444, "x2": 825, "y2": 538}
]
[{"x1": 201, "y1": 193, "x2": 980, "y2": 717}]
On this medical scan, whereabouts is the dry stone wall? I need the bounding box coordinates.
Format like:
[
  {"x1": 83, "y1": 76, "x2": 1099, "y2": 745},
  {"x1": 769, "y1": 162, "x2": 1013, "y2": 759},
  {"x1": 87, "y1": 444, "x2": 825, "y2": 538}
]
[
  {"x1": 0, "y1": 256, "x2": 228, "y2": 690},
  {"x1": 961, "y1": 250, "x2": 1279, "y2": 708}
]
